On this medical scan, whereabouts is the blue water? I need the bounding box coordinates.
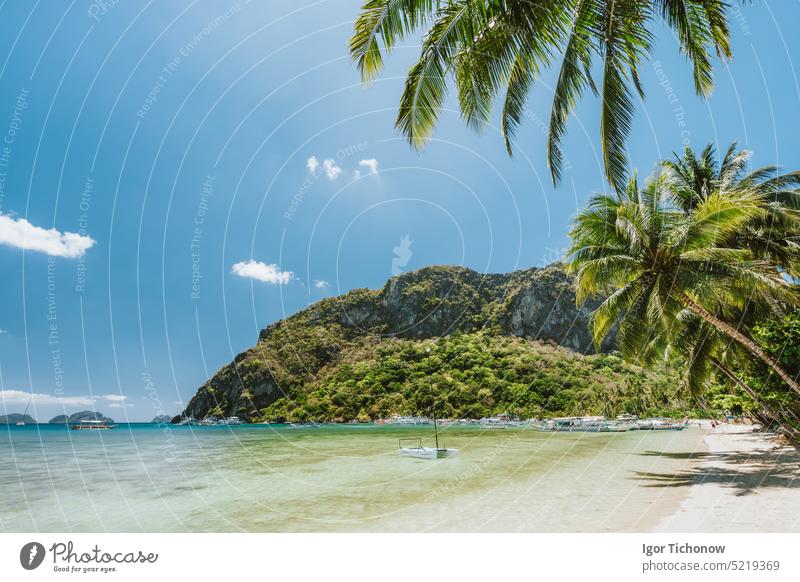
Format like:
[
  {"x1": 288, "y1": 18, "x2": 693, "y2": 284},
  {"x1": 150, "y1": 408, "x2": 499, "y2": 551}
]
[{"x1": 1, "y1": 422, "x2": 706, "y2": 532}]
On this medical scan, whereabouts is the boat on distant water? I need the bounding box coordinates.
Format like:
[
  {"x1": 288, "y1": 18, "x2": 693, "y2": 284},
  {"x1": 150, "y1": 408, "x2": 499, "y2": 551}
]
[
  {"x1": 387, "y1": 415, "x2": 431, "y2": 425},
  {"x1": 399, "y1": 415, "x2": 459, "y2": 460},
  {"x1": 221, "y1": 416, "x2": 243, "y2": 425},
  {"x1": 177, "y1": 417, "x2": 199, "y2": 426},
  {"x1": 16, "y1": 397, "x2": 32, "y2": 426},
  {"x1": 538, "y1": 416, "x2": 633, "y2": 432},
  {"x1": 71, "y1": 419, "x2": 114, "y2": 430},
  {"x1": 479, "y1": 413, "x2": 521, "y2": 429}
]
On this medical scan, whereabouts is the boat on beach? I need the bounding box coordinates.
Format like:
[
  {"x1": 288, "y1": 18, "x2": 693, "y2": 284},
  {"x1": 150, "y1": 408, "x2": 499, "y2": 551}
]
[
  {"x1": 636, "y1": 417, "x2": 688, "y2": 431},
  {"x1": 538, "y1": 416, "x2": 633, "y2": 432},
  {"x1": 615, "y1": 414, "x2": 688, "y2": 430}
]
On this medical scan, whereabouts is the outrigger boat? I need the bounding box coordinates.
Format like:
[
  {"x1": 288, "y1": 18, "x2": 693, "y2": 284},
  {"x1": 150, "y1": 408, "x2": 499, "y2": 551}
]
[
  {"x1": 399, "y1": 415, "x2": 459, "y2": 460},
  {"x1": 479, "y1": 413, "x2": 522, "y2": 429},
  {"x1": 538, "y1": 416, "x2": 633, "y2": 432},
  {"x1": 615, "y1": 414, "x2": 688, "y2": 431},
  {"x1": 71, "y1": 419, "x2": 114, "y2": 430}
]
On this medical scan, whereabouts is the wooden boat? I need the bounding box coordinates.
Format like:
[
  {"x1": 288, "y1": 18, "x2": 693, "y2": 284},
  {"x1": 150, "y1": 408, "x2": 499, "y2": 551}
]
[{"x1": 71, "y1": 419, "x2": 114, "y2": 430}]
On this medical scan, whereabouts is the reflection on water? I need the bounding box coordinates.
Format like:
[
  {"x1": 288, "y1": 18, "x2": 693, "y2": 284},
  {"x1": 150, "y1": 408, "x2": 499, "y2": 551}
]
[{"x1": 0, "y1": 423, "x2": 705, "y2": 532}]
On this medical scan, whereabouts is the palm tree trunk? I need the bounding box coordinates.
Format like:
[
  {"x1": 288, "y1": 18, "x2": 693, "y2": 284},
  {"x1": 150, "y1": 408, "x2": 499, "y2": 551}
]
[
  {"x1": 710, "y1": 357, "x2": 780, "y2": 425},
  {"x1": 681, "y1": 294, "x2": 800, "y2": 396}
]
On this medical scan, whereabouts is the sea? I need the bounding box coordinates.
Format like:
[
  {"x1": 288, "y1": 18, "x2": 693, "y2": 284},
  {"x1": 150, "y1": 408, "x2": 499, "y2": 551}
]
[{"x1": 1, "y1": 423, "x2": 706, "y2": 532}]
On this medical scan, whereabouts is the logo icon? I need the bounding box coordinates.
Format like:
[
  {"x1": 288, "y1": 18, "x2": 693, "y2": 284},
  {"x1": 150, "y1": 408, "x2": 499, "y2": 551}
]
[
  {"x1": 20, "y1": 542, "x2": 45, "y2": 570},
  {"x1": 392, "y1": 234, "x2": 413, "y2": 275}
]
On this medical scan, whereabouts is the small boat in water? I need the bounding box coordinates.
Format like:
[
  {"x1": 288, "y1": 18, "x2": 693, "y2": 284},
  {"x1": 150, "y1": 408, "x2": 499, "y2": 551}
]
[
  {"x1": 16, "y1": 397, "x2": 32, "y2": 426},
  {"x1": 399, "y1": 415, "x2": 459, "y2": 460},
  {"x1": 71, "y1": 419, "x2": 114, "y2": 430}
]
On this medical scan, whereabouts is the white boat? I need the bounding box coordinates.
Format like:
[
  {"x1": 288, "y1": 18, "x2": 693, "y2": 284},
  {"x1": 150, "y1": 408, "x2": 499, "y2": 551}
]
[
  {"x1": 399, "y1": 441, "x2": 459, "y2": 459},
  {"x1": 636, "y1": 417, "x2": 688, "y2": 431},
  {"x1": 71, "y1": 419, "x2": 114, "y2": 430},
  {"x1": 479, "y1": 413, "x2": 522, "y2": 429},
  {"x1": 220, "y1": 416, "x2": 243, "y2": 425},
  {"x1": 177, "y1": 416, "x2": 198, "y2": 425},
  {"x1": 398, "y1": 417, "x2": 458, "y2": 460},
  {"x1": 540, "y1": 416, "x2": 633, "y2": 432},
  {"x1": 16, "y1": 397, "x2": 32, "y2": 426},
  {"x1": 388, "y1": 415, "x2": 431, "y2": 425}
]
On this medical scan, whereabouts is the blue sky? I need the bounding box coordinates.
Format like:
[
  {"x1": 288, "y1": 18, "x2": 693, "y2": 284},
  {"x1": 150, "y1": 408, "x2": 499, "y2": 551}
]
[{"x1": 0, "y1": 1, "x2": 798, "y2": 421}]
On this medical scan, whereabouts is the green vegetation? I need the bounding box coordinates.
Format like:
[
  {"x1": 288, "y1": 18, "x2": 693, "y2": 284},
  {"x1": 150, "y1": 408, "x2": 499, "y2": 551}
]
[
  {"x1": 568, "y1": 143, "x2": 800, "y2": 443},
  {"x1": 258, "y1": 333, "x2": 691, "y2": 423},
  {"x1": 350, "y1": 0, "x2": 733, "y2": 191}
]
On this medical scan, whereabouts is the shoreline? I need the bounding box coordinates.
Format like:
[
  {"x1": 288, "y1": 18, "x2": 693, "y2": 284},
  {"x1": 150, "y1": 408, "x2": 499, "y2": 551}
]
[{"x1": 653, "y1": 423, "x2": 800, "y2": 532}]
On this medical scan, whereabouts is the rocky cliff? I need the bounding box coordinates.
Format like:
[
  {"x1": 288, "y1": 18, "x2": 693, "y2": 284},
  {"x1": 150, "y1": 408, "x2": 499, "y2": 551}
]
[
  {"x1": 179, "y1": 264, "x2": 621, "y2": 422},
  {"x1": 49, "y1": 411, "x2": 115, "y2": 424}
]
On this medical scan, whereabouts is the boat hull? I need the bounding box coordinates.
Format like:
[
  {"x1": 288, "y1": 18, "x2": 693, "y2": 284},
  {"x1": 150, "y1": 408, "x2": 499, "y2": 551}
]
[{"x1": 399, "y1": 447, "x2": 459, "y2": 460}]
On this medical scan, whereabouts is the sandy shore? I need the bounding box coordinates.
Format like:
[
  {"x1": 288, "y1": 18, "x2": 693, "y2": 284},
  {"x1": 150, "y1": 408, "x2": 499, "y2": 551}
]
[{"x1": 654, "y1": 423, "x2": 800, "y2": 532}]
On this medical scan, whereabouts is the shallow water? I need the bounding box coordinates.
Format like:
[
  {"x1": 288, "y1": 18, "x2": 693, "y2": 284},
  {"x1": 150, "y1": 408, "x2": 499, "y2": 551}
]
[{"x1": 0, "y1": 423, "x2": 706, "y2": 532}]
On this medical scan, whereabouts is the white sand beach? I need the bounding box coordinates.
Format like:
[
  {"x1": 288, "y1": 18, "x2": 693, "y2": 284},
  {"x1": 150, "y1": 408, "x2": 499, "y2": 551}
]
[{"x1": 655, "y1": 423, "x2": 800, "y2": 532}]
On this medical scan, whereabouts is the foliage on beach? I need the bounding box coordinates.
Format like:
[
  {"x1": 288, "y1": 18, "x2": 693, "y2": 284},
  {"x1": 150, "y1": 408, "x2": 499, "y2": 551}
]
[
  {"x1": 257, "y1": 333, "x2": 691, "y2": 422},
  {"x1": 567, "y1": 143, "x2": 800, "y2": 442},
  {"x1": 349, "y1": 0, "x2": 733, "y2": 192}
]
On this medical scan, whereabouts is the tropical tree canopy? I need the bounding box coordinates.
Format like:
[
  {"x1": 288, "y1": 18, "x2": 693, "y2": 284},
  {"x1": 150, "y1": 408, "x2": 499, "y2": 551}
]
[
  {"x1": 565, "y1": 147, "x2": 800, "y2": 393},
  {"x1": 350, "y1": 0, "x2": 733, "y2": 191}
]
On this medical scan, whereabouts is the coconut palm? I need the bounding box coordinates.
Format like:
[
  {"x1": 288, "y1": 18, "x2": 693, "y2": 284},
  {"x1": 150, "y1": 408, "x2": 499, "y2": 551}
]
[
  {"x1": 566, "y1": 171, "x2": 800, "y2": 395},
  {"x1": 661, "y1": 143, "x2": 800, "y2": 276},
  {"x1": 350, "y1": 0, "x2": 732, "y2": 192}
]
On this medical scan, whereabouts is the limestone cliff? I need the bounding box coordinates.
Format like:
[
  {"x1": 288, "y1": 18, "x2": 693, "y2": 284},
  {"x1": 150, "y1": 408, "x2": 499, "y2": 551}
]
[{"x1": 179, "y1": 264, "x2": 622, "y2": 422}]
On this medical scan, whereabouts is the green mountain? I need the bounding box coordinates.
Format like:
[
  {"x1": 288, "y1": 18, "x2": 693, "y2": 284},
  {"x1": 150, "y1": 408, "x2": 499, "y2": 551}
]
[
  {"x1": 0, "y1": 413, "x2": 36, "y2": 424},
  {"x1": 49, "y1": 411, "x2": 115, "y2": 424},
  {"x1": 180, "y1": 264, "x2": 689, "y2": 422}
]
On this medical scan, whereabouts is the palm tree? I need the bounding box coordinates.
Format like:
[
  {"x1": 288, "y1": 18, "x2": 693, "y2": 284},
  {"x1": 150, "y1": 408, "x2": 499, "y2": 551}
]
[
  {"x1": 566, "y1": 170, "x2": 800, "y2": 394},
  {"x1": 350, "y1": 0, "x2": 732, "y2": 192},
  {"x1": 661, "y1": 143, "x2": 800, "y2": 277}
]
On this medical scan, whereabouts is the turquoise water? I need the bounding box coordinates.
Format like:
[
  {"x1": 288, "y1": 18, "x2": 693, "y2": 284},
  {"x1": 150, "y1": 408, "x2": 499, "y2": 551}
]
[{"x1": 1, "y1": 423, "x2": 706, "y2": 532}]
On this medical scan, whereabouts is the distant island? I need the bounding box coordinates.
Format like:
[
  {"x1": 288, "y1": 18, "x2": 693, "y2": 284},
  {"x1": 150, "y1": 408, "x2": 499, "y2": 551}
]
[
  {"x1": 0, "y1": 413, "x2": 36, "y2": 424},
  {"x1": 151, "y1": 415, "x2": 171, "y2": 423},
  {"x1": 49, "y1": 411, "x2": 115, "y2": 424}
]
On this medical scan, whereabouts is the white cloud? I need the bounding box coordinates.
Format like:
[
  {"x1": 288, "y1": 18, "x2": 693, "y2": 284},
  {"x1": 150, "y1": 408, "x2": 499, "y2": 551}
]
[
  {"x1": 108, "y1": 402, "x2": 134, "y2": 409},
  {"x1": 0, "y1": 329, "x2": 7, "y2": 334},
  {"x1": 321, "y1": 159, "x2": 342, "y2": 180},
  {"x1": 359, "y1": 158, "x2": 379, "y2": 175},
  {"x1": 313, "y1": 279, "x2": 329, "y2": 289},
  {"x1": 0, "y1": 391, "x2": 131, "y2": 408},
  {"x1": 1, "y1": 390, "x2": 92, "y2": 407},
  {"x1": 231, "y1": 260, "x2": 294, "y2": 284},
  {"x1": 306, "y1": 156, "x2": 319, "y2": 175},
  {"x1": 101, "y1": 394, "x2": 127, "y2": 402},
  {"x1": 0, "y1": 212, "x2": 95, "y2": 258}
]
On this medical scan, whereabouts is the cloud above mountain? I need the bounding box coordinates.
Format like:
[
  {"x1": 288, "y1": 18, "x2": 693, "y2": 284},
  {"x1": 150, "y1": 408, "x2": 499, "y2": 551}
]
[
  {"x1": 231, "y1": 260, "x2": 294, "y2": 284},
  {"x1": 0, "y1": 212, "x2": 95, "y2": 258}
]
